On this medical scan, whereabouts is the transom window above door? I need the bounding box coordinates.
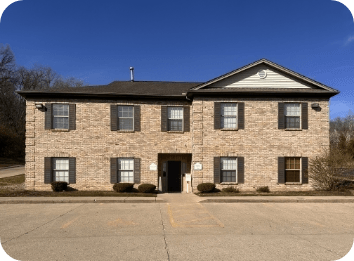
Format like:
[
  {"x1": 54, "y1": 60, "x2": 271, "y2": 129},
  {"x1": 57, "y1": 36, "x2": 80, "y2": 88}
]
[
  {"x1": 168, "y1": 107, "x2": 183, "y2": 131},
  {"x1": 284, "y1": 103, "x2": 301, "y2": 129},
  {"x1": 221, "y1": 103, "x2": 237, "y2": 129},
  {"x1": 118, "y1": 106, "x2": 134, "y2": 130},
  {"x1": 53, "y1": 104, "x2": 69, "y2": 129}
]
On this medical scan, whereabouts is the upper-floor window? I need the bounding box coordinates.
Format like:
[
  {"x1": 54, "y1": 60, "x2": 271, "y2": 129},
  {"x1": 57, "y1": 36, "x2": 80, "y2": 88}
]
[
  {"x1": 53, "y1": 104, "x2": 69, "y2": 129},
  {"x1": 284, "y1": 103, "x2": 300, "y2": 129},
  {"x1": 221, "y1": 103, "x2": 237, "y2": 129},
  {"x1": 118, "y1": 106, "x2": 134, "y2": 131},
  {"x1": 168, "y1": 107, "x2": 183, "y2": 131}
]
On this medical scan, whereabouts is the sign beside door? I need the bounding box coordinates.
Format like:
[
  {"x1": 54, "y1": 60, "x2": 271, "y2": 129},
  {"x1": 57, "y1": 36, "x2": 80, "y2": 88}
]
[
  {"x1": 194, "y1": 162, "x2": 202, "y2": 170},
  {"x1": 149, "y1": 163, "x2": 157, "y2": 170}
]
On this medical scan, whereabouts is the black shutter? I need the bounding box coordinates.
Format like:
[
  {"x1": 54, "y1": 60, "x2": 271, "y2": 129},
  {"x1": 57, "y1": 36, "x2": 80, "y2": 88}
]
[
  {"x1": 278, "y1": 103, "x2": 285, "y2": 129},
  {"x1": 44, "y1": 157, "x2": 52, "y2": 184},
  {"x1": 134, "y1": 105, "x2": 141, "y2": 131},
  {"x1": 110, "y1": 158, "x2": 118, "y2": 184},
  {"x1": 45, "y1": 103, "x2": 52, "y2": 130},
  {"x1": 111, "y1": 105, "x2": 118, "y2": 131},
  {"x1": 214, "y1": 102, "x2": 221, "y2": 129},
  {"x1": 69, "y1": 157, "x2": 76, "y2": 184},
  {"x1": 214, "y1": 157, "x2": 221, "y2": 184},
  {"x1": 69, "y1": 104, "x2": 76, "y2": 130},
  {"x1": 302, "y1": 103, "x2": 308, "y2": 130},
  {"x1": 161, "y1": 106, "x2": 167, "y2": 132},
  {"x1": 238, "y1": 157, "x2": 244, "y2": 184},
  {"x1": 134, "y1": 158, "x2": 141, "y2": 184},
  {"x1": 183, "y1": 106, "x2": 190, "y2": 132},
  {"x1": 278, "y1": 157, "x2": 285, "y2": 184},
  {"x1": 238, "y1": 102, "x2": 245, "y2": 129},
  {"x1": 302, "y1": 157, "x2": 309, "y2": 184}
]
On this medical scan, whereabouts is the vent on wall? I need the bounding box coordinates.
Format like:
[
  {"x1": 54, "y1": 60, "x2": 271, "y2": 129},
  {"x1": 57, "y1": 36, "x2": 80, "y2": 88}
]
[{"x1": 258, "y1": 70, "x2": 267, "y2": 79}]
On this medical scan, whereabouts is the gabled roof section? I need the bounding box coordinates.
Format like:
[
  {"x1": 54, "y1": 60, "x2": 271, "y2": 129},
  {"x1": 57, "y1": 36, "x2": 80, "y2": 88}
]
[{"x1": 190, "y1": 58, "x2": 339, "y2": 93}]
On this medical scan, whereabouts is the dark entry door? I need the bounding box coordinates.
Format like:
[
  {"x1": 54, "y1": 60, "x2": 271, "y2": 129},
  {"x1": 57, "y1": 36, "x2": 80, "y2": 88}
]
[{"x1": 168, "y1": 161, "x2": 181, "y2": 192}]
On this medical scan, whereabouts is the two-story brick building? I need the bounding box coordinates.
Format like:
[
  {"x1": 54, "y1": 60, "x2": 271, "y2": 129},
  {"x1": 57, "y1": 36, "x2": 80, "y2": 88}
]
[{"x1": 18, "y1": 59, "x2": 339, "y2": 192}]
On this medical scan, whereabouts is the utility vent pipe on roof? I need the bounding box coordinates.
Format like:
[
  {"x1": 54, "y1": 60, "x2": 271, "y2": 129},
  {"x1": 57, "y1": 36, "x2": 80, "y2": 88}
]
[{"x1": 130, "y1": 67, "x2": 134, "y2": 82}]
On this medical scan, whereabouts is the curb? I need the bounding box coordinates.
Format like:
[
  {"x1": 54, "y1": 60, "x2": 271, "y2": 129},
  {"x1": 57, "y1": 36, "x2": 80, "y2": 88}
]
[
  {"x1": 0, "y1": 198, "x2": 164, "y2": 204},
  {"x1": 199, "y1": 199, "x2": 354, "y2": 203},
  {"x1": 0, "y1": 165, "x2": 24, "y2": 171}
]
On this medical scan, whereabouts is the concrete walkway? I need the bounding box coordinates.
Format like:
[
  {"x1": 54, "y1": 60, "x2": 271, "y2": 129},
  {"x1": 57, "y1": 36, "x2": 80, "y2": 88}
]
[{"x1": 0, "y1": 166, "x2": 25, "y2": 178}]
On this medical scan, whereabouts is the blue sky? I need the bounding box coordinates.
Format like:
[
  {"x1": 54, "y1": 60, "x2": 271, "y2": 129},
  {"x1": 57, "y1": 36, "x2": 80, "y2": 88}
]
[{"x1": 1, "y1": 0, "x2": 354, "y2": 119}]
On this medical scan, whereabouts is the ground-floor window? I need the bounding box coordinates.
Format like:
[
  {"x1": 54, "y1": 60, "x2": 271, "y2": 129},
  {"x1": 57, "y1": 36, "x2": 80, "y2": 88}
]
[
  {"x1": 118, "y1": 158, "x2": 134, "y2": 182},
  {"x1": 285, "y1": 157, "x2": 300, "y2": 182},
  {"x1": 221, "y1": 157, "x2": 237, "y2": 182},
  {"x1": 53, "y1": 158, "x2": 69, "y2": 183}
]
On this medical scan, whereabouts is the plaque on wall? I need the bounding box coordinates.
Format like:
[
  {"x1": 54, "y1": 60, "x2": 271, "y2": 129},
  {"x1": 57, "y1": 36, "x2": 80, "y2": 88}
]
[
  {"x1": 194, "y1": 163, "x2": 202, "y2": 170},
  {"x1": 149, "y1": 163, "x2": 157, "y2": 171}
]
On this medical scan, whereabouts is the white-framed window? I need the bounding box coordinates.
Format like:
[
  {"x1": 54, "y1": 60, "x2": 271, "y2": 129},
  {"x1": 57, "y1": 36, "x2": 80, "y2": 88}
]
[
  {"x1": 284, "y1": 103, "x2": 301, "y2": 129},
  {"x1": 53, "y1": 104, "x2": 69, "y2": 129},
  {"x1": 221, "y1": 157, "x2": 237, "y2": 182},
  {"x1": 118, "y1": 106, "x2": 134, "y2": 130},
  {"x1": 168, "y1": 107, "x2": 183, "y2": 131},
  {"x1": 285, "y1": 157, "x2": 301, "y2": 183},
  {"x1": 53, "y1": 158, "x2": 69, "y2": 183},
  {"x1": 118, "y1": 158, "x2": 134, "y2": 182},
  {"x1": 221, "y1": 103, "x2": 237, "y2": 129}
]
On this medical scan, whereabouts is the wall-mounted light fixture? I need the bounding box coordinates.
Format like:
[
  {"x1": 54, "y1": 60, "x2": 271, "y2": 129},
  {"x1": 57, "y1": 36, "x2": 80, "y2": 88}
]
[
  {"x1": 311, "y1": 103, "x2": 320, "y2": 109},
  {"x1": 35, "y1": 103, "x2": 44, "y2": 109}
]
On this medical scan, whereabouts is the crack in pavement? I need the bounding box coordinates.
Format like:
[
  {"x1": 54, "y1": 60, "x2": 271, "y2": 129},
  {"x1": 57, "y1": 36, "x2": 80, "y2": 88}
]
[
  {"x1": 159, "y1": 203, "x2": 170, "y2": 261},
  {"x1": 2, "y1": 203, "x2": 85, "y2": 245}
]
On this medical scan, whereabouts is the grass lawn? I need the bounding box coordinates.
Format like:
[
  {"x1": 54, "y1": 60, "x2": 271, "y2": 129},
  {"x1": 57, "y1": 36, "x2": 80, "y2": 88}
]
[
  {"x1": 0, "y1": 174, "x2": 156, "y2": 197},
  {"x1": 196, "y1": 190, "x2": 354, "y2": 197}
]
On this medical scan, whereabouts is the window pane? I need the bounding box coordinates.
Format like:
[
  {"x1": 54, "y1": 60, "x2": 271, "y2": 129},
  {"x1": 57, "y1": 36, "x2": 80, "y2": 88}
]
[
  {"x1": 221, "y1": 158, "x2": 236, "y2": 170},
  {"x1": 118, "y1": 159, "x2": 134, "y2": 171},
  {"x1": 118, "y1": 106, "x2": 133, "y2": 118},
  {"x1": 221, "y1": 117, "x2": 236, "y2": 128},
  {"x1": 221, "y1": 171, "x2": 236, "y2": 182},
  {"x1": 53, "y1": 117, "x2": 69, "y2": 129},
  {"x1": 119, "y1": 171, "x2": 134, "y2": 182},
  {"x1": 168, "y1": 119, "x2": 182, "y2": 131},
  {"x1": 53, "y1": 104, "x2": 69, "y2": 116},
  {"x1": 285, "y1": 117, "x2": 300, "y2": 128},
  {"x1": 55, "y1": 171, "x2": 69, "y2": 183},
  {"x1": 53, "y1": 159, "x2": 69, "y2": 170},
  {"x1": 285, "y1": 170, "x2": 300, "y2": 182},
  {"x1": 168, "y1": 107, "x2": 183, "y2": 119},
  {"x1": 119, "y1": 118, "x2": 133, "y2": 130},
  {"x1": 284, "y1": 103, "x2": 300, "y2": 116},
  {"x1": 221, "y1": 103, "x2": 237, "y2": 116}
]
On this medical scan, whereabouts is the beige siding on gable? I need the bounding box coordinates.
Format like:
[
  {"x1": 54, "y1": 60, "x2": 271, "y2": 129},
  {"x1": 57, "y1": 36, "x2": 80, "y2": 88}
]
[{"x1": 208, "y1": 64, "x2": 315, "y2": 89}]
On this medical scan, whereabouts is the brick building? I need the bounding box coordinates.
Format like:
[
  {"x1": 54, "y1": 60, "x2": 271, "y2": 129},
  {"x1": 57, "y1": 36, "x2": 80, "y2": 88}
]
[{"x1": 18, "y1": 59, "x2": 339, "y2": 192}]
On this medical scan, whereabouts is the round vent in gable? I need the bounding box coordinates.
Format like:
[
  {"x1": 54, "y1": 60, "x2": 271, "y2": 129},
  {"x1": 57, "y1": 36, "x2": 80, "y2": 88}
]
[{"x1": 258, "y1": 70, "x2": 267, "y2": 79}]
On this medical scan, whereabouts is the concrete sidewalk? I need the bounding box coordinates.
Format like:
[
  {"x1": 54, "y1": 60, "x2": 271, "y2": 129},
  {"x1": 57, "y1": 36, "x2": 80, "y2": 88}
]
[
  {"x1": 0, "y1": 166, "x2": 25, "y2": 178},
  {"x1": 198, "y1": 195, "x2": 354, "y2": 203}
]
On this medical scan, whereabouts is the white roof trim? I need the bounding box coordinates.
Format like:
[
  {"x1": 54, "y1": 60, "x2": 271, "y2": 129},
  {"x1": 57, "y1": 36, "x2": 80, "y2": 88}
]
[{"x1": 191, "y1": 59, "x2": 339, "y2": 93}]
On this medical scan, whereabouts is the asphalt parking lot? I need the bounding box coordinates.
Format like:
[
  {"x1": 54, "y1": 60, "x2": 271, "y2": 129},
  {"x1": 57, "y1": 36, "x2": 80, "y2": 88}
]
[{"x1": 1, "y1": 194, "x2": 354, "y2": 261}]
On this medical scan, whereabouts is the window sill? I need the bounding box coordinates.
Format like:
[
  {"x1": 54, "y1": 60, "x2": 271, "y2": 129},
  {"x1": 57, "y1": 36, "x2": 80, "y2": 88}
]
[
  {"x1": 221, "y1": 128, "x2": 238, "y2": 131},
  {"x1": 116, "y1": 130, "x2": 135, "y2": 133},
  {"x1": 285, "y1": 182, "x2": 302, "y2": 185},
  {"x1": 167, "y1": 131, "x2": 184, "y2": 134},
  {"x1": 220, "y1": 182, "x2": 238, "y2": 185},
  {"x1": 51, "y1": 129, "x2": 69, "y2": 132},
  {"x1": 285, "y1": 128, "x2": 302, "y2": 131}
]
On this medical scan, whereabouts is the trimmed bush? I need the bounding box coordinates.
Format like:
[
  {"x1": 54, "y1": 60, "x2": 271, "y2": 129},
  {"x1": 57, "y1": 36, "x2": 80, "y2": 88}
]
[
  {"x1": 138, "y1": 184, "x2": 156, "y2": 193},
  {"x1": 222, "y1": 187, "x2": 239, "y2": 193},
  {"x1": 51, "y1": 181, "x2": 68, "y2": 192},
  {"x1": 197, "y1": 183, "x2": 216, "y2": 193},
  {"x1": 113, "y1": 183, "x2": 134, "y2": 193},
  {"x1": 256, "y1": 186, "x2": 270, "y2": 193}
]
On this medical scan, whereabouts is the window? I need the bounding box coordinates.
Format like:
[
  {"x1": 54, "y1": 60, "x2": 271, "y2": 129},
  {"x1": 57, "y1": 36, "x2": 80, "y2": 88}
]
[
  {"x1": 118, "y1": 106, "x2": 134, "y2": 130},
  {"x1": 53, "y1": 158, "x2": 69, "y2": 183},
  {"x1": 221, "y1": 157, "x2": 237, "y2": 182},
  {"x1": 285, "y1": 157, "x2": 300, "y2": 183},
  {"x1": 221, "y1": 103, "x2": 237, "y2": 129},
  {"x1": 53, "y1": 104, "x2": 69, "y2": 129},
  {"x1": 168, "y1": 107, "x2": 183, "y2": 131},
  {"x1": 284, "y1": 103, "x2": 300, "y2": 129},
  {"x1": 118, "y1": 158, "x2": 134, "y2": 182}
]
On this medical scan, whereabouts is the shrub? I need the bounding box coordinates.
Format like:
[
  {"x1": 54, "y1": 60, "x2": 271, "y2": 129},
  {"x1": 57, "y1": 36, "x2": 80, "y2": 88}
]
[
  {"x1": 113, "y1": 183, "x2": 134, "y2": 193},
  {"x1": 197, "y1": 183, "x2": 216, "y2": 193},
  {"x1": 222, "y1": 187, "x2": 239, "y2": 193},
  {"x1": 138, "y1": 184, "x2": 156, "y2": 193},
  {"x1": 256, "y1": 186, "x2": 270, "y2": 193},
  {"x1": 51, "y1": 181, "x2": 68, "y2": 192}
]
